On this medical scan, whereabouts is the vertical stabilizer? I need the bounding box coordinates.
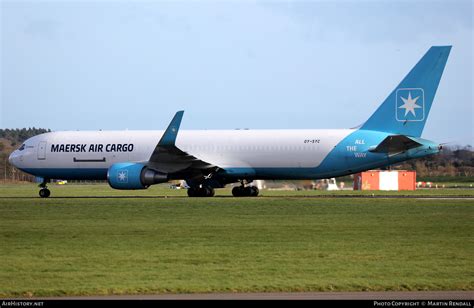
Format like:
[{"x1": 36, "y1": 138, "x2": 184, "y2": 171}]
[{"x1": 361, "y1": 46, "x2": 451, "y2": 137}]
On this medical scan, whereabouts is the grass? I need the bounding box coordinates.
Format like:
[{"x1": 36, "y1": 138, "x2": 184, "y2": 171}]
[
  {"x1": 0, "y1": 184, "x2": 473, "y2": 297},
  {"x1": 1, "y1": 183, "x2": 473, "y2": 198},
  {"x1": 417, "y1": 176, "x2": 474, "y2": 184}
]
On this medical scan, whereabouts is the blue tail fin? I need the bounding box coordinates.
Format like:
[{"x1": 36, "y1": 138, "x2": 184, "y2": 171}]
[{"x1": 361, "y1": 46, "x2": 451, "y2": 137}]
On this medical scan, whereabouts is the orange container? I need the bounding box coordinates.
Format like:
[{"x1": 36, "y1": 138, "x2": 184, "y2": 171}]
[{"x1": 353, "y1": 170, "x2": 416, "y2": 191}]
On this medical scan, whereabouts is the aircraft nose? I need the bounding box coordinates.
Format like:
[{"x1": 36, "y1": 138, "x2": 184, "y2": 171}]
[{"x1": 8, "y1": 152, "x2": 17, "y2": 167}]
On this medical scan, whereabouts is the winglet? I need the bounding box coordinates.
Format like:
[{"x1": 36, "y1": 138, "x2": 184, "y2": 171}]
[{"x1": 158, "y1": 110, "x2": 184, "y2": 146}]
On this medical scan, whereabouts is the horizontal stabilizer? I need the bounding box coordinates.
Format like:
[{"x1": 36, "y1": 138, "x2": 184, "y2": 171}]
[{"x1": 369, "y1": 135, "x2": 422, "y2": 154}]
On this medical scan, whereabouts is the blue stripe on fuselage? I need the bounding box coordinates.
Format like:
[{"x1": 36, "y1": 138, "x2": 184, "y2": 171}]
[{"x1": 19, "y1": 168, "x2": 108, "y2": 180}]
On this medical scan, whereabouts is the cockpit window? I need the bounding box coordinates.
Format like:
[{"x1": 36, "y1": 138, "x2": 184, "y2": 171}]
[{"x1": 18, "y1": 144, "x2": 25, "y2": 151}]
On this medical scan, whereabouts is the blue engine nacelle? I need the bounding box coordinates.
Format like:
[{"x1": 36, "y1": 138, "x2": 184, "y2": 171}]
[{"x1": 107, "y1": 162, "x2": 168, "y2": 190}]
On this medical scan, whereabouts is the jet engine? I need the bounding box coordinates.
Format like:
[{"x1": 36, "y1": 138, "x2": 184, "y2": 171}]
[{"x1": 107, "y1": 162, "x2": 168, "y2": 189}]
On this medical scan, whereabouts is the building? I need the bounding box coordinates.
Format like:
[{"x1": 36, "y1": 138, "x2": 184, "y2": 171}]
[{"x1": 353, "y1": 170, "x2": 416, "y2": 191}]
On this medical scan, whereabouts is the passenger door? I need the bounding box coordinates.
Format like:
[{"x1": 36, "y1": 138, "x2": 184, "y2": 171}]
[{"x1": 37, "y1": 141, "x2": 47, "y2": 160}]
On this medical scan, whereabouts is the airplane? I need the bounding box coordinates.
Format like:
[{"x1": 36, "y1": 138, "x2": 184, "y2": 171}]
[{"x1": 9, "y1": 46, "x2": 451, "y2": 198}]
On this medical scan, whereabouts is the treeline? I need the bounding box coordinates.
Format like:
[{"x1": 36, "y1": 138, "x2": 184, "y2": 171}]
[
  {"x1": 0, "y1": 128, "x2": 51, "y2": 148},
  {"x1": 394, "y1": 145, "x2": 474, "y2": 180}
]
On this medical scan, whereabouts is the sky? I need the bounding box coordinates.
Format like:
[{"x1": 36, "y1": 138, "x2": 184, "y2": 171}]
[{"x1": 1, "y1": 0, "x2": 473, "y2": 145}]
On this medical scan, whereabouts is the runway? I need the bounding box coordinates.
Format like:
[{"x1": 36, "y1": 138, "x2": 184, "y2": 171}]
[
  {"x1": 31, "y1": 291, "x2": 474, "y2": 300},
  {"x1": 1, "y1": 194, "x2": 473, "y2": 200}
]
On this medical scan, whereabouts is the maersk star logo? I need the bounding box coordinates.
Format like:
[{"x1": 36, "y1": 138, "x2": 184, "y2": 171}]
[
  {"x1": 396, "y1": 88, "x2": 425, "y2": 122},
  {"x1": 117, "y1": 170, "x2": 128, "y2": 183}
]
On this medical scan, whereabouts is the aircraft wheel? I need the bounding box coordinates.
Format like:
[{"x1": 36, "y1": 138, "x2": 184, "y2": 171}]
[
  {"x1": 243, "y1": 187, "x2": 252, "y2": 196},
  {"x1": 187, "y1": 187, "x2": 197, "y2": 197},
  {"x1": 205, "y1": 187, "x2": 215, "y2": 197},
  {"x1": 199, "y1": 187, "x2": 214, "y2": 197},
  {"x1": 188, "y1": 187, "x2": 215, "y2": 197},
  {"x1": 250, "y1": 186, "x2": 259, "y2": 197},
  {"x1": 199, "y1": 187, "x2": 208, "y2": 197},
  {"x1": 39, "y1": 188, "x2": 50, "y2": 198},
  {"x1": 232, "y1": 186, "x2": 259, "y2": 197},
  {"x1": 232, "y1": 186, "x2": 244, "y2": 197}
]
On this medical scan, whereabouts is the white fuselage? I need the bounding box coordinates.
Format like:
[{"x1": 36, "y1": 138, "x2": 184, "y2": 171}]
[{"x1": 10, "y1": 129, "x2": 355, "y2": 179}]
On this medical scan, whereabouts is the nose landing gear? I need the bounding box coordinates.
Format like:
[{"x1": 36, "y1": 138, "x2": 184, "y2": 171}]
[
  {"x1": 38, "y1": 179, "x2": 51, "y2": 198},
  {"x1": 39, "y1": 188, "x2": 51, "y2": 198}
]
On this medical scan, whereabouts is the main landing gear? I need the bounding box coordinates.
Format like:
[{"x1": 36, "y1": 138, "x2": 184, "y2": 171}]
[
  {"x1": 187, "y1": 186, "x2": 215, "y2": 197},
  {"x1": 186, "y1": 181, "x2": 260, "y2": 197},
  {"x1": 38, "y1": 179, "x2": 51, "y2": 198},
  {"x1": 232, "y1": 185, "x2": 259, "y2": 197}
]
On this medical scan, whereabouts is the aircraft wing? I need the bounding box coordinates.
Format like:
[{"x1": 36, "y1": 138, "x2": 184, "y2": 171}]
[
  {"x1": 369, "y1": 135, "x2": 422, "y2": 155},
  {"x1": 147, "y1": 111, "x2": 218, "y2": 178}
]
